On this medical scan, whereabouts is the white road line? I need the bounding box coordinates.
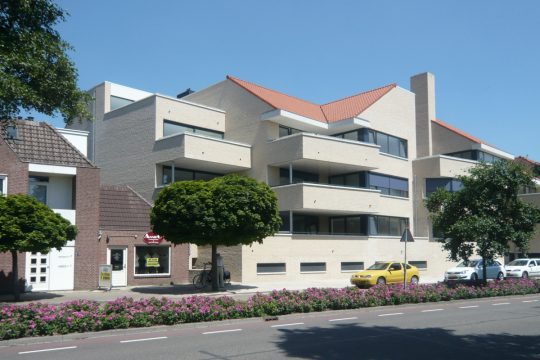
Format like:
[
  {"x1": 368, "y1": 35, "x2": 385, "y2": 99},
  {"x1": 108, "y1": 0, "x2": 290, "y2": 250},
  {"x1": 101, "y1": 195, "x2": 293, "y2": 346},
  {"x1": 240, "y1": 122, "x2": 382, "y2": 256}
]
[
  {"x1": 18, "y1": 346, "x2": 77, "y2": 355},
  {"x1": 459, "y1": 305, "x2": 479, "y2": 309},
  {"x1": 202, "y1": 329, "x2": 242, "y2": 335},
  {"x1": 421, "y1": 309, "x2": 444, "y2": 313},
  {"x1": 492, "y1": 302, "x2": 510, "y2": 306},
  {"x1": 329, "y1": 317, "x2": 358, "y2": 322},
  {"x1": 523, "y1": 300, "x2": 539, "y2": 303},
  {"x1": 120, "y1": 336, "x2": 168, "y2": 343},
  {"x1": 271, "y1": 322, "x2": 305, "y2": 328},
  {"x1": 378, "y1": 312, "x2": 403, "y2": 317}
]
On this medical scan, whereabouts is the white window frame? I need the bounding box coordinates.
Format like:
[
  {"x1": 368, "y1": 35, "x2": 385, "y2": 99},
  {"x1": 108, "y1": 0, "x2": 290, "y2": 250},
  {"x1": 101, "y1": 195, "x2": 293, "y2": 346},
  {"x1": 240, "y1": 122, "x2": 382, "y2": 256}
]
[
  {"x1": 0, "y1": 175, "x2": 7, "y2": 196},
  {"x1": 133, "y1": 245, "x2": 171, "y2": 277}
]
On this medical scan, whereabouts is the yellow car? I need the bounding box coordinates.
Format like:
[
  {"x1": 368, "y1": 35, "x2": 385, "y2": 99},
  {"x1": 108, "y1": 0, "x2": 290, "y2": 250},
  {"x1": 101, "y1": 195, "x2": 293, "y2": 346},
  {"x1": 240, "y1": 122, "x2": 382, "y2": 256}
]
[{"x1": 350, "y1": 262, "x2": 420, "y2": 287}]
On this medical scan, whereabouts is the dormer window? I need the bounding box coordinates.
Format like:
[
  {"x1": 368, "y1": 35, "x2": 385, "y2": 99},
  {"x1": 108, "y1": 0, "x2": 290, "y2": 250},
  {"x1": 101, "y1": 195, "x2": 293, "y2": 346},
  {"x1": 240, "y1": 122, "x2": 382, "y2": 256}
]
[{"x1": 5, "y1": 125, "x2": 17, "y2": 139}]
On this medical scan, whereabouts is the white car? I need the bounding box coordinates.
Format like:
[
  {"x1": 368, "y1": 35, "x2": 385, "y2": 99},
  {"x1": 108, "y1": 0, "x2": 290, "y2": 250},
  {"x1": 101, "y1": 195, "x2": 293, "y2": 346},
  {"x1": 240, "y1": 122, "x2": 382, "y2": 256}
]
[
  {"x1": 444, "y1": 259, "x2": 505, "y2": 282},
  {"x1": 504, "y1": 258, "x2": 540, "y2": 279}
]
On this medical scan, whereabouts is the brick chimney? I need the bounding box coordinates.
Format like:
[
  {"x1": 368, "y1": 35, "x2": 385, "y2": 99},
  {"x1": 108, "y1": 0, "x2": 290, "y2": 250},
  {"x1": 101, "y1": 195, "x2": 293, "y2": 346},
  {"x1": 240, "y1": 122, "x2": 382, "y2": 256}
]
[{"x1": 410, "y1": 72, "x2": 436, "y2": 158}]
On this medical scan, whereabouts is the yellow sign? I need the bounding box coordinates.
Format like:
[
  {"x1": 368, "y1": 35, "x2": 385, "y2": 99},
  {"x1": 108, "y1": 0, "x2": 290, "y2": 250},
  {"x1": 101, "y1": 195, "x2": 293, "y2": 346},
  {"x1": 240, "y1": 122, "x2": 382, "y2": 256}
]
[
  {"x1": 100, "y1": 272, "x2": 111, "y2": 281},
  {"x1": 146, "y1": 257, "x2": 160, "y2": 267}
]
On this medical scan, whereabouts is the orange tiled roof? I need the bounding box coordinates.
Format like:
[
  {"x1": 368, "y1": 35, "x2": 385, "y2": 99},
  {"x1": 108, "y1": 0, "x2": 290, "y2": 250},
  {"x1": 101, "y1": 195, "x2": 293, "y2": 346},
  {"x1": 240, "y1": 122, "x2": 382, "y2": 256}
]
[
  {"x1": 432, "y1": 118, "x2": 487, "y2": 145},
  {"x1": 227, "y1": 75, "x2": 396, "y2": 123}
]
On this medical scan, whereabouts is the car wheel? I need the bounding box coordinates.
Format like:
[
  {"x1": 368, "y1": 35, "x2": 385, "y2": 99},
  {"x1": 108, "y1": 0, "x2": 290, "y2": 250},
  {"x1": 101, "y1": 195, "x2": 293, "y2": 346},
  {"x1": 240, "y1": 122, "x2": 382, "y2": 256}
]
[
  {"x1": 470, "y1": 273, "x2": 478, "y2": 282},
  {"x1": 410, "y1": 276, "x2": 419, "y2": 285},
  {"x1": 377, "y1": 277, "x2": 386, "y2": 285},
  {"x1": 522, "y1": 271, "x2": 529, "y2": 279},
  {"x1": 496, "y1": 272, "x2": 504, "y2": 281}
]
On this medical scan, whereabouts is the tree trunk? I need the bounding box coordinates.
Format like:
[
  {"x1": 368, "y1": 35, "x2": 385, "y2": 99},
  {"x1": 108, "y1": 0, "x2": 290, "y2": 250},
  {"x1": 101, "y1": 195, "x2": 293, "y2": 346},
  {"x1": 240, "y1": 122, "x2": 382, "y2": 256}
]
[
  {"x1": 211, "y1": 244, "x2": 218, "y2": 291},
  {"x1": 481, "y1": 255, "x2": 488, "y2": 285},
  {"x1": 11, "y1": 250, "x2": 20, "y2": 302}
]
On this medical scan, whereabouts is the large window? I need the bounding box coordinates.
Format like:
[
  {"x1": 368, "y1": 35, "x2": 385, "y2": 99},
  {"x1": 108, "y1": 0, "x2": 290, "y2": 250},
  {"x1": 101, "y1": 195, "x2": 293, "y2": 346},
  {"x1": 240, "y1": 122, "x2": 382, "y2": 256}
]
[
  {"x1": 110, "y1": 95, "x2": 134, "y2": 111},
  {"x1": 368, "y1": 215, "x2": 408, "y2": 236},
  {"x1": 330, "y1": 215, "x2": 368, "y2": 235},
  {"x1": 279, "y1": 211, "x2": 291, "y2": 232},
  {"x1": 135, "y1": 246, "x2": 170, "y2": 276},
  {"x1": 163, "y1": 120, "x2": 224, "y2": 139},
  {"x1": 293, "y1": 214, "x2": 319, "y2": 234},
  {"x1": 161, "y1": 166, "x2": 221, "y2": 185},
  {"x1": 425, "y1": 178, "x2": 463, "y2": 196},
  {"x1": 279, "y1": 168, "x2": 319, "y2": 185},
  {"x1": 332, "y1": 128, "x2": 408, "y2": 158},
  {"x1": 28, "y1": 176, "x2": 48, "y2": 204},
  {"x1": 445, "y1": 150, "x2": 503, "y2": 164},
  {"x1": 279, "y1": 125, "x2": 303, "y2": 138},
  {"x1": 329, "y1": 171, "x2": 408, "y2": 197}
]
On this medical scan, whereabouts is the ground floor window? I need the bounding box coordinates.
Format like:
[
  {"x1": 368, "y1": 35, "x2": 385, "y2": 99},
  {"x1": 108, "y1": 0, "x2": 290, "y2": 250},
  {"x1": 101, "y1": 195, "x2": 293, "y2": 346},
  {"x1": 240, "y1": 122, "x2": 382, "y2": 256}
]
[
  {"x1": 135, "y1": 246, "x2": 170, "y2": 275},
  {"x1": 409, "y1": 261, "x2": 427, "y2": 269},
  {"x1": 257, "y1": 263, "x2": 286, "y2": 274},
  {"x1": 341, "y1": 261, "x2": 364, "y2": 272},
  {"x1": 300, "y1": 262, "x2": 326, "y2": 272}
]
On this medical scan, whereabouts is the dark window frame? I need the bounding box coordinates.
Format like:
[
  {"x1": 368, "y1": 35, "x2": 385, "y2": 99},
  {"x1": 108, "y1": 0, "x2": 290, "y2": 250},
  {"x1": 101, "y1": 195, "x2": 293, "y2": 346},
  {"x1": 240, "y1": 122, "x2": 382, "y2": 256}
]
[
  {"x1": 163, "y1": 120, "x2": 224, "y2": 139},
  {"x1": 331, "y1": 128, "x2": 408, "y2": 158},
  {"x1": 300, "y1": 262, "x2": 327, "y2": 272},
  {"x1": 257, "y1": 263, "x2": 286, "y2": 274},
  {"x1": 161, "y1": 166, "x2": 222, "y2": 185}
]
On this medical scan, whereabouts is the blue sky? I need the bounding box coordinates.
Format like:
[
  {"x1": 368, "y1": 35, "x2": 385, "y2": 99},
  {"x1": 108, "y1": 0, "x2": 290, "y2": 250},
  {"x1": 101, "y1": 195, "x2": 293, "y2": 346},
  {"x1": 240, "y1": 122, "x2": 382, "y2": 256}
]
[{"x1": 34, "y1": 0, "x2": 540, "y2": 160}]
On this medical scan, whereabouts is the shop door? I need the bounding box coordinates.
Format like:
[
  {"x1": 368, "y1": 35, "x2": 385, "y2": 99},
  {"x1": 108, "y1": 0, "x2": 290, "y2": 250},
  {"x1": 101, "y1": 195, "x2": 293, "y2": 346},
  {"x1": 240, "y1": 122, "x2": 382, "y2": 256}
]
[
  {"x1": 108, "y1": 247, "x2": 127, "y2": 287},
  {"x1": 25, "y1": 252, "x2": 50, "y2": 291}
]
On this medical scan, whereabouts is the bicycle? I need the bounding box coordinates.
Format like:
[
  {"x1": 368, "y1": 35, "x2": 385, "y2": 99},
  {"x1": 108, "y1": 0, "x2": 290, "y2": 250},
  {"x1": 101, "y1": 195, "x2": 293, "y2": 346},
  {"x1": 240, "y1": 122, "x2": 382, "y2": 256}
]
[{"x1": 192, "y1": 262, "x2": 231, "y2": 289}]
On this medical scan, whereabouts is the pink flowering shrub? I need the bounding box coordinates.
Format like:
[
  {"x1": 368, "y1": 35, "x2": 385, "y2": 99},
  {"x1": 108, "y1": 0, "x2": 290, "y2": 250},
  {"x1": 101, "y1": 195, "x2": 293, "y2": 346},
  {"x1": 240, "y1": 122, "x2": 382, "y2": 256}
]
[{"x1": 1, "y1": 279, "x2": 538, "y2": 340}]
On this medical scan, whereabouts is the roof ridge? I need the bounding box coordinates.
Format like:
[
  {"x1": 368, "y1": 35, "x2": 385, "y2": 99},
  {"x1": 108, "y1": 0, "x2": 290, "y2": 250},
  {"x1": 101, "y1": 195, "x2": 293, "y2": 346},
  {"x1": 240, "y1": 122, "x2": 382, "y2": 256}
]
[
  {"x1": 46, "y1": 123, "x2": 97, "y2": 168},
  {"x1": 321, "y1": 83, "x2": 397, "y2": 106},
  {"x1": 126, "y1": 185, "x2": 153, "y2": 207}
]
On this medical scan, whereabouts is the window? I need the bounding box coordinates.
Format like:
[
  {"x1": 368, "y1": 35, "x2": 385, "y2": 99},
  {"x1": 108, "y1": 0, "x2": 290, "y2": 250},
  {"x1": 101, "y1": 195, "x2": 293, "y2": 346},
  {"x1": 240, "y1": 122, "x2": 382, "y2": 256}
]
[
  {"x1": 110, "y1": 95, "x2": 134, "y2": 111},
  {"x1": 425, "y1": 178, "x2": 463, "y2": 196},
  {"x1": 329, "y1": 172, "x2": 366, "y2": 188},
  {"x1": 445, "y1": 150, "x2": 502, "y2": 164},
  {"x1": 300, "y1": 262, "x2": 326, "y2": 272},
  {"x1": 0, "y1": 176, "x2": 6, "y2": 196},
  {"x1": 135, "y1": 246, "x2": 170, "y2": 276},
  {"x1": 4, "y1": 126, "x2": 18, "y2": 139},
  {"x1": 163, "y1": 120, "x2": 224, "y2": 139},
  {"x1": 279, "y1": 211, "x2": 291, "y2": 232},
  {"x1": 257, "y1": 263, "x2": 286, "y2": 274},
  {"x1": 28, "y1": 176, "x2": 48, "y2": 204},
  {"x1": 341, "y1": 262, "x2": 364, "y2": 272},
  {"x1": 293, "y1": 214, "x2": 319, "y2": 234},
  {"x1": 279, "y1": 125, "x2": 302, "y2": 138},
  {"x1": 161, "y1": 166, "x2": 221, "y2": 185},
  {"x1": 334, "y1": 129, "x2": 408, "y2": 158},
  {"x1": 330, "y1": 215, "x2": 367, "y2": 235},
  {"x1": 368, "y1": 216, "x2": 408, "y2": 236},
  {"x1": 368, "y1": 172, "x2": 408, "y2": 197},
  {"x1": 279, "y1": 168, "x2": 319, "y2": 185},
  {"x1": 409, "y1": 261, "x2": 427, "y2": 269}
]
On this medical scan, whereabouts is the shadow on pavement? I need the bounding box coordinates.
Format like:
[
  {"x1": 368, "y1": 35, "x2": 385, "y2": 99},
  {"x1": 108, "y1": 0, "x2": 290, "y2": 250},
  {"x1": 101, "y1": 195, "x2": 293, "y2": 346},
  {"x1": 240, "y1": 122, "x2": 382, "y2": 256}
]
[
  {"x1": 275, "y1": 323, "x2": 540, "y2": 360},
  {"x1": 130, "y1": 283, "x2": 258, "y2": 296},
  {"x1": 0, "y1": 291, "x2": 64, "y2": 304}
]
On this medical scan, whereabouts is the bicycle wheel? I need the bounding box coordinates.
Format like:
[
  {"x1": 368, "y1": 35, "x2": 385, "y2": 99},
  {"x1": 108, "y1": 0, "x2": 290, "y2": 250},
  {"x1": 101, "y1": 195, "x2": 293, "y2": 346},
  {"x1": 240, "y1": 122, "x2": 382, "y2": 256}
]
[{"x1": 192, "y1": 273, "x2": 205, "y2": 289}]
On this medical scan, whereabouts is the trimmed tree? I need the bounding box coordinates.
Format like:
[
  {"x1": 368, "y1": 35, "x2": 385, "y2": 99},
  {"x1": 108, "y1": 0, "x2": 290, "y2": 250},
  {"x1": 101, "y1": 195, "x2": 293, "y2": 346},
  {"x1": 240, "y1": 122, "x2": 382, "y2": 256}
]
[
  {"x1": 151, "y1": 174, "x2": 282, "y2": 291},
  {"x1": 426, "y1": 160, "x2": 540, "y2": 283},
  {"x1": 0, "y1": 194, "x2": 78, "y2": 301},
  {"x1": 0, "y1": 0, "x2": 91, "y2": 126}
]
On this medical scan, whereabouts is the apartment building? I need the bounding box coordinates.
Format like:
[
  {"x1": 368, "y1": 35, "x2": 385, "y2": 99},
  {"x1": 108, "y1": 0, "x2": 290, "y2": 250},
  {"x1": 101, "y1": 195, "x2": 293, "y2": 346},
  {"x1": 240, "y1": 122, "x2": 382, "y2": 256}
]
[
  {"x1": 0, "y1": 120, "x2": 100, "y2": 292},
  {"x1": 70, "y1": 72, "x2": 516, "y2": 284}
]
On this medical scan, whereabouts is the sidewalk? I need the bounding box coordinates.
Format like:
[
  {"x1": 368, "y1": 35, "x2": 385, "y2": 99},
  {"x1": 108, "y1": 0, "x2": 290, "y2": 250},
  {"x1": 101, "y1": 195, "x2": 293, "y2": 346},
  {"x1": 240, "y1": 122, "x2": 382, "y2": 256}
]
[{"x1": 0, "y1": 277, "x2": 442, "y2": 305}]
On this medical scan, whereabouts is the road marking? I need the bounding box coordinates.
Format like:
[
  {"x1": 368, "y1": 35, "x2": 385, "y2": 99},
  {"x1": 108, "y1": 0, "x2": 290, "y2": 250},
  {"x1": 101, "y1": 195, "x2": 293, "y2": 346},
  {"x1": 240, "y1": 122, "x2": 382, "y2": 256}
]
[
  {"x1": 421, "y1": 309, "x2": 444, "y2": 313},
  {"x1": 18, "y1": 346, "x2": 77, "y2": 355},
  {"x1": 378, "y1": 312, "x2": 403, "y2": 317},
  {"x1": 329, "y1": 317, "x2": 358, "y2": 322},
  {"x1": 459, "y1": 305, "x2": 479, "y2": 309},
  {"x1": 271, "y1": 322, "x2": 305, "y2": 328},
  {"x1": 120, "y1": 336, "x2": 168, "y2": 343},
  {"x1": 202, "y1": 329, "x2": 242, "y2": 335},
  {"x1": 492, "y1": 302, "x2": 510, "y2": 306},
  {"x1": 523, "y1": 300, "x2": 539, "y2": 303}
]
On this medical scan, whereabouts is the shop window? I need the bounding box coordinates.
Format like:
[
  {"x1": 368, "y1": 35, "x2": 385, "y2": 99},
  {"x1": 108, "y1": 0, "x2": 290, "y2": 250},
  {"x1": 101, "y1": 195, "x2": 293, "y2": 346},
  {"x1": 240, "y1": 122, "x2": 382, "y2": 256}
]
[
  {"x1": 341, "y1": 262, "x2": 364, "y2": 272},
  {"x1": 257, "y1": 263, "x2": 286, "y2": 274},
  {"x1": 135, "y1": 246, "x2": 171, "y2": 276},
  {"x1": 300, "y1": 262, "x2": 326, "y2": 272}
]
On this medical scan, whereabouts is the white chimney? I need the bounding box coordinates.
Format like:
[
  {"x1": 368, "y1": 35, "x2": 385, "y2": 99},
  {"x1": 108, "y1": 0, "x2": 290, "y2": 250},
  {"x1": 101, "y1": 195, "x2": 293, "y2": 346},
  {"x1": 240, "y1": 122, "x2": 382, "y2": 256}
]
[
  {"x1": 410, "y1": 72, "x2": 436, "y2": 157},
  {"x1": 56, "y1": 128, "x2": 89, "y2": 157}
]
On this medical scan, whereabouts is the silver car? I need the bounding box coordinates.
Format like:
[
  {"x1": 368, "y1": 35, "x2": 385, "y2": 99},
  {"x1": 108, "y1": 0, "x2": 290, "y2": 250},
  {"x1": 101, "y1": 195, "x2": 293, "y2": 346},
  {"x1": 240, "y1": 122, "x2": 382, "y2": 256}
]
[
  {"x1": 445, "y1": 259, "x2": 505, "y2": 282},
  {"x1": 505, "y1": 258, "x2": 540, "y2": 279}
]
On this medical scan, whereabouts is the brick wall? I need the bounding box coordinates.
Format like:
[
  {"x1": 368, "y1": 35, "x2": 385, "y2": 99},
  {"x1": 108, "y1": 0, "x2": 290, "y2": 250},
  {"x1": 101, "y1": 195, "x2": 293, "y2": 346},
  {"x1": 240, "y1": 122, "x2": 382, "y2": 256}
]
[
  {"x1": 74, "y1": 167, "x2": 101, "y2": 289},
  {"x1": 0, "y1": 139, "x2": 28, "y2": 292},
  {"x1": 195, "y1": 244, "x2": 242, "y2": 282}
]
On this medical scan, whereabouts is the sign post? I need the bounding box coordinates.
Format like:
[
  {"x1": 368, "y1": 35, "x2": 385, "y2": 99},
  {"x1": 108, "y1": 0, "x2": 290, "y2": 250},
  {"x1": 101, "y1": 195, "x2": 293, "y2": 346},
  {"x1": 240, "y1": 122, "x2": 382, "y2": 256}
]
[
  {"x1": 400, "y1": 227, "x2": 414, "y2": 288},
  {"x1": 98, "y1": 264, "x2": 112, "y2": 291}
]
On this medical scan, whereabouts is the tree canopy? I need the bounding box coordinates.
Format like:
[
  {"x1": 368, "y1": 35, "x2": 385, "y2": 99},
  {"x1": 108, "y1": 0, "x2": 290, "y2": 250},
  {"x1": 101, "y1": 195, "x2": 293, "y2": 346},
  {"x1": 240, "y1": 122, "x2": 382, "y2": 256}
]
[
  {"x1": 0, "y1": 0, "x2": 91, "y2": 126},
  {"x1": 425, "y1": 160, "x2": 540, "y2": 280},
  {"x1": 151, "y1": 174, "x2": 282, "y2": 290},
  {"x1": 0, "y1": 194, "x2": 78, "y2": 300}
]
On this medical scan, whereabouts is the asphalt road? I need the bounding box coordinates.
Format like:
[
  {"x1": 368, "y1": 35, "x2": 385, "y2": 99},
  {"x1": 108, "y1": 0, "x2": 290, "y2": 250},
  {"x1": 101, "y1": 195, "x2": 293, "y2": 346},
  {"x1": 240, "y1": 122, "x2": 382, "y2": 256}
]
[{"x1": 2, "y1": 294, "x2": 539, "y2": 360}]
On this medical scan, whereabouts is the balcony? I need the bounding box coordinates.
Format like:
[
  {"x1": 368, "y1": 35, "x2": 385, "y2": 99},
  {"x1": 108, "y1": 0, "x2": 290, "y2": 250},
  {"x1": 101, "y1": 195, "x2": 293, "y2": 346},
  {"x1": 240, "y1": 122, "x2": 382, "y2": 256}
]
[
  {"x1": 153, "y1": 132, "x2": 251, "y2": 173},
  {"x1": 267, "y1": 133, "x2": 380, "y2": 174},
  {"x1": 273, "y1": 183, "x2": 379, "y2": 214}
]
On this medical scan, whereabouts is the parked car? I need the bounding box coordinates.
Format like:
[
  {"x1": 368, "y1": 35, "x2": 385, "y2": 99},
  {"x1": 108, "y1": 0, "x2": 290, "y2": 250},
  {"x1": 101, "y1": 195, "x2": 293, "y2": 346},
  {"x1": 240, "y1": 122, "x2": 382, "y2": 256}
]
[
  {"x1": 444, "y1": 259, "x2": 505, "y2": 282},
  {"x1": 505, "y1": 258, "x2": 540, "y2": 279},
  {"x1": 350, "y1": 261, "x2": 419, "y2": 288}
]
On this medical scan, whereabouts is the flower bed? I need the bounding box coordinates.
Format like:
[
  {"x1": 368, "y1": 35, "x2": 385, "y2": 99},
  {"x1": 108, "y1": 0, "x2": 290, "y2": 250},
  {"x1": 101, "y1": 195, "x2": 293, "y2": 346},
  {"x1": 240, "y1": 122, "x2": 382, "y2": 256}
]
[{"x1": 1, "y1": 279, "x2": 538, "y2": 340}]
